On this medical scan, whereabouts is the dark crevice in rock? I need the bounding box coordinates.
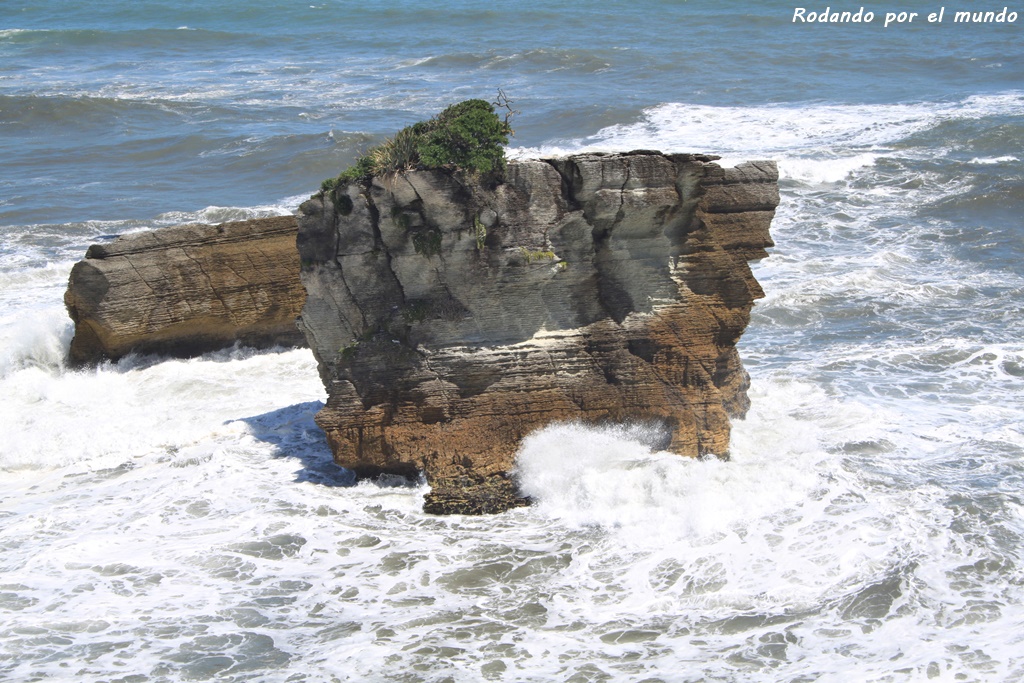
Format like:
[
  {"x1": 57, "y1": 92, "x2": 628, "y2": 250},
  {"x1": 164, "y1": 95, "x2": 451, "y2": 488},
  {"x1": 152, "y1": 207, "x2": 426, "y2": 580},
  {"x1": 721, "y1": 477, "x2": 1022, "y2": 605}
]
[
  {"x1": 626, "y1": 337, "x2": 658, "y2": 364},
  {"x1": 541, "y1": 158, "x2": 583, "y2": 213},
  {"x1": 611, "y1": 155, "x2": 631, "y2": 236},
  {"x1": 363, "y1": 185, "x2": 408, "y2": 311},
  {"x1": 594, "y1": 272, "x2": 634, "y2": 324}
]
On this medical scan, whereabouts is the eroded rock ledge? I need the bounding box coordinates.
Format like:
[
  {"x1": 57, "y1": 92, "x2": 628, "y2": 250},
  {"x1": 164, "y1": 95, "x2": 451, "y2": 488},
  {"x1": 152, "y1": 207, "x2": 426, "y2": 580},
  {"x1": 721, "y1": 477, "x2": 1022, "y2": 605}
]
[
  {"x1": 65, "y1": 216, "x2": 307, "y2": 364},
  {"x1": 297, "y1": 151, "x2": 778, "y2": 514}
]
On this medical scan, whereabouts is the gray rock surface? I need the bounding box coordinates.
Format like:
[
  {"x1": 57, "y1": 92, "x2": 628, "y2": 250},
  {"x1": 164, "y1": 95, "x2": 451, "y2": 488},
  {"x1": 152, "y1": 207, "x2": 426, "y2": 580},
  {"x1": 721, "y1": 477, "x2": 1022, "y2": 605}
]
[{"x1": 297, "y1": 151, "x2": 779, "y2": 513}]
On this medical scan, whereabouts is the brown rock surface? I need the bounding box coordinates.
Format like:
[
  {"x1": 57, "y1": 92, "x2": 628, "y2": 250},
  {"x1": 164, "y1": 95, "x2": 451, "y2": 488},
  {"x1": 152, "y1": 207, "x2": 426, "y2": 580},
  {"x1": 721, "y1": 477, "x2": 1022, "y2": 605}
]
[
  {"x1": 296, "y1": 151, "x2": 778, "y2": 513},
  {"x1": 65, "y1": 216, "x2": 307, "y2": 364}
]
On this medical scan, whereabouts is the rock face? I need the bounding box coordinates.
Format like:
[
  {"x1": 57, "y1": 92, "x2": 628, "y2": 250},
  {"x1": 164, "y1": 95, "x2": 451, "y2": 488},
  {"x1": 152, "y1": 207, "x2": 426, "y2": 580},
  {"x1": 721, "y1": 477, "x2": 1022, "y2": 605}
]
[
  {"x1": 65, "y1": 216, "x2": 307, "y2": 364},
  {"x1": 296, "y1": 151, "x2": 778, "y2": 514}
]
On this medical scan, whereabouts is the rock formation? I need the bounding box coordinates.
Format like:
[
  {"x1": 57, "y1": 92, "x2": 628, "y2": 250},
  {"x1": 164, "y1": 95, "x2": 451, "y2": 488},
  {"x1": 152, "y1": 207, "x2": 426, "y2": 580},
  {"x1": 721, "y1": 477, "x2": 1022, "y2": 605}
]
[
  {"x1": 65, "y1": 216, "x2": 306, "y2": 364},
  {"x1": 297, "y1": 151, "x2": 778, "y2": 514}
]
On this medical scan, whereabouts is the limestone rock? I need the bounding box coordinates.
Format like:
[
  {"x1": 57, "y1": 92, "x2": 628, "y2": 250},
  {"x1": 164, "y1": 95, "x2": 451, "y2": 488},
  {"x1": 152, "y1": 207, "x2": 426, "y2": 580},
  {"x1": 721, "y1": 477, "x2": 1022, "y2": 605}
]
[
  {"x1": 297, "y1": 151, "x2": 778, "y2": 514},
  {"x1": 65, "y1": 216, "x2": 307, "y2": 364}
]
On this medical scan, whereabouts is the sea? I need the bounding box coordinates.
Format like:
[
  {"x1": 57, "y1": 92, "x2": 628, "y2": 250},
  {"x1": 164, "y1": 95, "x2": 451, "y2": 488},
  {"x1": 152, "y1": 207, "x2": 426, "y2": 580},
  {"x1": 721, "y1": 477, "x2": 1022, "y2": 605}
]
[{"x1": 1, "y1": 1, "x2": 1023, "y2": 681}]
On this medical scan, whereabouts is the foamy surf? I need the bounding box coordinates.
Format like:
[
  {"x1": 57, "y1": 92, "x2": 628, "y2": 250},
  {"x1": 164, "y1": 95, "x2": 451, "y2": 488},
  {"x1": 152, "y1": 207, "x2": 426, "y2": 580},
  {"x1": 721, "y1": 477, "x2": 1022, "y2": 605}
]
[
  {"x1": 152, "y1": 200, "x2": 299, "y2": 227},
  {"x1": 3, "y1": 4, "x2": 1024, "y2": 674},
  {"x1": 513, "y1": 94, "x2": 1024, "y2": 192}
]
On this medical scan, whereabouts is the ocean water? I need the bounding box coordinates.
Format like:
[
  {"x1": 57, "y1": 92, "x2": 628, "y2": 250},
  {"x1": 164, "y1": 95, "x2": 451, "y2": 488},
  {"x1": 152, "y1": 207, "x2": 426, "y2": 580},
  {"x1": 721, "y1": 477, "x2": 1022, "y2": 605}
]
[{"x1": 2, "y1": 1, "x2": 1023, "y2": 681}]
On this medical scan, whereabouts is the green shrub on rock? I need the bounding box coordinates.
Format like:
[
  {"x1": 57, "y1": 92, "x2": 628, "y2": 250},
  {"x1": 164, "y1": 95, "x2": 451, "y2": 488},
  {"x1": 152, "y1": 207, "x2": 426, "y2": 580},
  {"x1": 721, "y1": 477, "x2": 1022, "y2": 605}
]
[
  {"x1": 335, "y1": 155, "x2": 376, "y2": 184},
  {"x1": 415, "y1": 99, "x2": 510, "y2": 174},
  {"x1": 321, "y1": 96, "x2": 514, "y2": 189}
]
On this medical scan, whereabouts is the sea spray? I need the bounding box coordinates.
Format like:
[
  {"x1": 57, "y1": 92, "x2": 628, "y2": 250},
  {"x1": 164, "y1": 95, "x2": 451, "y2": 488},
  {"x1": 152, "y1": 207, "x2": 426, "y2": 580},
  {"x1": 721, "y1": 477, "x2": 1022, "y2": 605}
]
[{"x1": 0, "y1": 307, "x2": 73, "y2": 377}]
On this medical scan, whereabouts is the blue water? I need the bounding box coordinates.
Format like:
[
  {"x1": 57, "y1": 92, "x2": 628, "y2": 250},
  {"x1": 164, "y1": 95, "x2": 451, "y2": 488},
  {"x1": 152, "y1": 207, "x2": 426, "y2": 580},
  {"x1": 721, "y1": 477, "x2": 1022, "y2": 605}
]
[
  {"x1": 3, "y1": 0, "x2": 1020, "y2": 223},
  {"x1": 2, "y1": 2, "x2": 1023, "y2": 681}
]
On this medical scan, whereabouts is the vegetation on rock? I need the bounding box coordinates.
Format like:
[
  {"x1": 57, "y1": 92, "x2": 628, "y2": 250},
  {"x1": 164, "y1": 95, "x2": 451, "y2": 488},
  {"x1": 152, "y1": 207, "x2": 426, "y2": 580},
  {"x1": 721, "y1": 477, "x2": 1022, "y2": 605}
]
[
  {"x1": 321, "y1": 94, "x2": 516, "y2": 191},
  {"x1": 411, "y1": 227, "x2": 443, "y2": 257},
  {"x1": 415, "y1": 99, "x2": 510, "y2": 174}
]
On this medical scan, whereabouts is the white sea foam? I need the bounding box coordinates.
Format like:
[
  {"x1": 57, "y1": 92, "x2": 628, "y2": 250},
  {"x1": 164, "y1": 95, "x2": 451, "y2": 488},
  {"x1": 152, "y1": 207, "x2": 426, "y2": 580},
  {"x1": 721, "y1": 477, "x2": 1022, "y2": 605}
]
[
  {"x1": 512, "y1": 93, "x2": 1024, "y2": 191},
  {"x1": 0, "y1": 307, "x2": 73, "y2": 378},
  {"x1": 0, "y1": 344, "x2": 325, "y2": 470},
  {"x1": 2, "y1": 345, "x2": 1021, "y2": 681},
  {"x1": 514, "y1": 415, "x2": 825, "y2": 543},
  {"x1": 777, "y1": 153, "x2": 881, "y2": 183},
  {"x1": 969, "y1": 155, "x2": 1019, "y2": 164},
  {"x1": 608, "y1": 94, "x2": 1022, "y2": 155},
  {"x1": 502, "y1": 372, "x2": 1024, "y2": 681},
  {"x1": 153, "y1": 201, "x2": 297, "y2": 226}
]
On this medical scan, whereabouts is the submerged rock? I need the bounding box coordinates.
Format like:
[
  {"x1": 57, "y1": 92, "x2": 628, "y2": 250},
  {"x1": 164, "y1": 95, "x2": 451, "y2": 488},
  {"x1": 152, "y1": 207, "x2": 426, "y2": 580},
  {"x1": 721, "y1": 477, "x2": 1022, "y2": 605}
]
[
  {"x1": 297, "y1": 151, "x2": 779, "y2": 514},
  {"x1": 65, "y1": 216, "x2": 307, "y2": 364}
]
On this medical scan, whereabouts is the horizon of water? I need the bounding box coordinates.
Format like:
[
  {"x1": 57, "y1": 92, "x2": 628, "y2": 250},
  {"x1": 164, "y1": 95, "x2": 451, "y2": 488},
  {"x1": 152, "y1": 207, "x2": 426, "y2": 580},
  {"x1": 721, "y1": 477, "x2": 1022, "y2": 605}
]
[{"x1": 2, "y1": 2, "x2": 1023, "y2": 681}]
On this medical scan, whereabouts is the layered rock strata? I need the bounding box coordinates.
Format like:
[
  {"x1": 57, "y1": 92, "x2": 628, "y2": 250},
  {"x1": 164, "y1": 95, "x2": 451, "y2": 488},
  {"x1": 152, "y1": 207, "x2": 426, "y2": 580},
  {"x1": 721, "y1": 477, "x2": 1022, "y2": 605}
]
[
  {"x1": 65, "y1": 216, "x2": 306, "y2": 364},
  {"x1": 297, "y1": 151, "x2": 778, "y2": 514}
]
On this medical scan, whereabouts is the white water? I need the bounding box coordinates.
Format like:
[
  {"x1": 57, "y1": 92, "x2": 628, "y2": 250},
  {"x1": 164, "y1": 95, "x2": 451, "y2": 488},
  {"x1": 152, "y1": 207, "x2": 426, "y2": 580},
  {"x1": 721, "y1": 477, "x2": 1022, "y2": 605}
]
[
  {"x1": 3, "y1": 95, "x2": 1024, "y2": 681},
  {"x1": 513, "y1": 92, "x2": 1024, "y2": 186},
  {"x1": 4, "y1": 356, "x2": 1021, "y2": 680}
]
